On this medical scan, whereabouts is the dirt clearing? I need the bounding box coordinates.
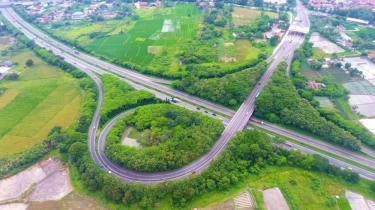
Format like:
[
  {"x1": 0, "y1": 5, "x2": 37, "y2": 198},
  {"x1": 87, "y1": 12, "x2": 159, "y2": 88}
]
[
  {"x1": 263, "y1": 187, "x2": 289, "y2": 210},
  {"x1": 309, "y1": 32, "x2": 344, "y2": 54}
]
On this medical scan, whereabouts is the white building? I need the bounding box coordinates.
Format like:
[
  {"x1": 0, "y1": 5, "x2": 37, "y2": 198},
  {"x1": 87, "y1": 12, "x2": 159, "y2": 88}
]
[
  {"x1": 340, "y1": 32, "x2": 352, "y2": 42},
  {"x1": 346, "y1": 17, "x2": 369, "y2": 25},
  {"x1": 263, "y1": 0, "x2": 287, "y2": 4}
]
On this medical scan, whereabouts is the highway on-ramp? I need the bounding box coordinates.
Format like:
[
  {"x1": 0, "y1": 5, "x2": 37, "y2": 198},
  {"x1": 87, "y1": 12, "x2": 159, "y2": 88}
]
[{"x1": 2, "y1": 3, "x2": 375, "y2": 181}]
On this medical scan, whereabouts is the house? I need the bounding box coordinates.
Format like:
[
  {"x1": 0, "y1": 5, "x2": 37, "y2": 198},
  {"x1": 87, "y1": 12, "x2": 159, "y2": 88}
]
[
  {"x1": 198, "y1": 2, "x2": 205, "y2": 8},
  {"x1": 105, "y1": 0, "x2": 115, "y2": 7},
  {"x1": 368, "y1": 53, "x2": 375, "y2": 59},
  {"x1": 308, "y1": 80, "x2": 325, "y2": 90},
  {"x1": 101, "y1": 11, "x2": 117, "y2": 19},
  {"x1": 140, "y1": 1, "x2": 148, "y2": 7},
  {"x1": 337, "y1": 25, "x2": 345, "y2": 30},
  {"x1": 0, "y1": 61, "x2": 13, "y2": 67},
  {"x1": 71, "y1": 12, "x2": 86, "y2": 20}
]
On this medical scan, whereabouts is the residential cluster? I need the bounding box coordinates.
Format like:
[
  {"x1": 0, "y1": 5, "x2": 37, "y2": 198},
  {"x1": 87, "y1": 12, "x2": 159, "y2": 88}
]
[
  {"x1": 308, "y1": 0, "x2": 375, "y2": 11},
  {"x1": 0, "y1": 60, "x2": 14, "y2": 80},
  {"x1": 14, "y1": 0, "x2": 120, "y2": 23}
]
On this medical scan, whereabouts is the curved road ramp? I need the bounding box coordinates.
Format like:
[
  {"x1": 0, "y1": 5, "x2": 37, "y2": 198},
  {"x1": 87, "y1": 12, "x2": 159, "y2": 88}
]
[{"x1": 263, "y1": 187, "x2": 289, "y2": 210}]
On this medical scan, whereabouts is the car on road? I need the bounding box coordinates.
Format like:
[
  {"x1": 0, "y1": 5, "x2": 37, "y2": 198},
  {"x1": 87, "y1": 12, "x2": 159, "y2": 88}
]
[
  {"x1": 212, "y1": 113, "x2": 216, "y2": 116},
  {"x1": 74, "y1": 62, "x2": 76, "y2": 64},
  {"x1": 191, "y1": 171, "x2": 196, "y2": 174},
  {"x1": 196, "y1": 107, "x2": 200, "y2": 110},
  {"x1": 99, "y1": 164, "x2": 103, "y2": 168},
  {"x1": 93, "y1": 126, "x2": 96, "y2": 130},
  {"x1": 204, "y1": 111, "x2": 208, "y2": 113},
  {"x1": 108, "y1": 171, "x2": 112, "y2": 174}
]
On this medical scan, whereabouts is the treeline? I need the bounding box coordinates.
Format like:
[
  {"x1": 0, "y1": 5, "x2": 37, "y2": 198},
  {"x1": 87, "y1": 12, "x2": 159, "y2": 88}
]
[
  {"x1": 105, "y1": 104, "x2": 224, "y2": 172},
  {"x1": 76, "y1": 78, "x2": 99, "y2": 132},
  {"x1": 99, "y1": 74, "x2": 157, "y2": 125},
  {"x1": 254, "y1": 62, "x2": 361, "y2": 151},
  {"x1": 172, "y1": 62, "x2": 267, "y2": 107},
  {"x1": 0, "y1": 127, "x2": 64, "y2": 178},
  {"x1": 69, "y1": 130, "x2": 361, "y2": 209}
]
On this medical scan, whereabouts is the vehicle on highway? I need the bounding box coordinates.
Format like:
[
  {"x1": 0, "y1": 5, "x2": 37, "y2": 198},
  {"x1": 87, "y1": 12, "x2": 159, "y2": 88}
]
[
  {"x1": 171, "y1": 97, "x2": 179, "y2": 103},
  {"x1": 255, "y1": 92, "x2": 260, "y2": 98},
  {"x1": 204, "y1": 111, "x2": 208, "y2": 113},
  {"x1": 93, "y1": 126, "x2": 96, "y2": 130},
  {"x1": 212, "y1": 113, "x2": 216, "y2": 116},
  {"x1": 246, "y1": 112, "x2": 249, "y2": 115},
  {"x1": 258, "y1": 82, "x2": 261, "y2": 85},
  {"x1": 191, "y1": 171, "x2": 196, "y2": 174},
  {"x1": 99, "y1": 164, "x2": 103, "y2": 168},
  {"x1": 74, "y1": 50, "x2": 79, "y2": 54},
  {"x1": 74, "y1": 62, "x2": 76, "y2": 64},
  {"x1": 196, "y1": 107, "x2": 200, "y2": 110},
  {"x1": 109, "y1": 171, "x2": 112, "y2": 174}
]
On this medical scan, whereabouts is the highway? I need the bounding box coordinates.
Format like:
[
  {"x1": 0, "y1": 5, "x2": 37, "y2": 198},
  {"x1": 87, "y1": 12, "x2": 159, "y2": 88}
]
[{"x1": 2, "y1": 2, "x2": 375, "y2": 181}]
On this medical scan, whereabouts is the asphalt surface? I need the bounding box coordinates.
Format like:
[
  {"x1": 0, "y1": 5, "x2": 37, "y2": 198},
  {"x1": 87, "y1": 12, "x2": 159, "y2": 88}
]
[{"x1": 3, "y1": 2, "x2": 375, "y2": 181}]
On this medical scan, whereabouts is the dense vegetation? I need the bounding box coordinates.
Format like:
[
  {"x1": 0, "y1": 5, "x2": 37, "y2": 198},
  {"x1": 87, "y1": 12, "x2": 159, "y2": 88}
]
[
  {"x1": 254, "y1": 62, "x2": 361, "y2": 151},
  {"x1": 172, "y1": 62, "x2": 267, "y2": 107},
  {"x1": 291, "y1": 32, "x2": 375, "y2": 149},
  {"x1": 105, "y1": 104, "x2": 224, "y2": 172},
  {"x1": 69, "y1": 130, "x2": 361, "y2": 209},
  {"x1": 100, "y1": 74, "x2": 157, "y2": 125}
]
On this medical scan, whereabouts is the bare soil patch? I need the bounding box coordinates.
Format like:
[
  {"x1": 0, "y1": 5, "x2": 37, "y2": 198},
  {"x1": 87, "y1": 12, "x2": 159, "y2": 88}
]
[
  {"x1": 121, "y1": 127, "x2": 141, "y2": 148},
  {"x1": 263, "y1": 187, "x2": 289, "y2": 210},
  {"x1": 224, "y1": 42, "x2": 234, "y2": 47},
  {"x1": 60, "y1": 192, "x2": 109, "y2": 210},
  {"x1": 199, "y1": 198, "x2": 235, "y2": 210},
  {"x1": 220, "y1": 57, "x2": 237, "y2": 62},
  {"x1": 0, "y1": 203, "x2": 29, "y2": 210},
  {"x1": 29, "y1": 170, "x2": 73, "y2": 201}
]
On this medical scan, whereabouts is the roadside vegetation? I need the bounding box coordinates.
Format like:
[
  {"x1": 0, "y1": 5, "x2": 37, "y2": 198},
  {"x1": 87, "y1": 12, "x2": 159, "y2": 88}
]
[
  {"x1": 68, "y1": 129, "x2": 365, "y2": 209},
  {"x1": 105, "y1": 104, "x2": 224, "y2": 172},
  {"x1": 100, "y1": 74, "x2": 157, "y2": 125},
  {"x1": 255, "y1": 62, "x2": 361, "y2": 151},
  {"x1": 172, "y1": 61, "x2": 267, "y2": 108},
  {"x1": 291, "y1": 30, "x2": 375, "y2": 150}
]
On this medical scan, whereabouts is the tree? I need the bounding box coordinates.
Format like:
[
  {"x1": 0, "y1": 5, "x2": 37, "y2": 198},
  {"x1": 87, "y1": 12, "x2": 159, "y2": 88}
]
[
  {"x1": 254, "y1": 0, "x2": 263, "y2": 7},
  {"x1": 335, "y1": 62, "x2": 342, "y2": 68},
  {"x1": 6, "y1": 73, "x2": 19, "y2": 80},
  {"x1": 25, "y1": 59, "x2": 33, "y2": 67},
  {"x1": 311, "y1": 61, "x2": 322, "y2": 70},
  {"x1": 269, "y1": 35, "x2": 280, "y2": 46},
  {"x1": 345, "y1": 62, "x2": 351, "y2": 69}
]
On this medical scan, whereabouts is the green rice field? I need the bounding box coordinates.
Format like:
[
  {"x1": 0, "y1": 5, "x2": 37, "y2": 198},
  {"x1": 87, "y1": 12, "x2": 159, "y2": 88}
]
[
  {"x1": 318, "y1": 67, "x2": 352, "y2": 83},
  {"x1": 343, "y1": 81, "x2": 374, "y2": 95},
  {"x1": 87, "y1": 4, "x2": 202, "y2": 66},
  {"x1": 0, "y1": 51, "x2": 82, "y2": 157}
]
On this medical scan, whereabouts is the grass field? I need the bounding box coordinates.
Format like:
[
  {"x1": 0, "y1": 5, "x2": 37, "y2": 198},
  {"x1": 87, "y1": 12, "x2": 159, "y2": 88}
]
[
  {"x1": 87, "y1": 4, "x2": 202, "y2": 67},
  {"x1": 342, "y1": 23, "x2": 355, "y2": 30},
  {"x1": 354, "y1": 26, "x2": 375, "y2": 36},
  {"x1": 337, "y1": 197, "x2": 351, "y2": 210},
  {"x1": 319, "y1": 67, "x2": 352, "y2": 83},
  {"x1": 300, "y1": 62, "x2": 321, "y2": 79},
  {"x1": 0, "y1": 51, "x2": 82, "y2": 157},
  {"x1": 127, "y1": 128, "x2": 141, "y2": 139},
  {"x1": 343, "y1": 81, "x2": 372, "y2": 95},
  {"x1": 235, "y1": 40, "x2": 263, "y2": 61},
  {"x1": 332, "y1": 97, "x2": 360, "y2": 120},
  {"x1": 232, "y1": 7, "x2": 277, "y2": 26}
]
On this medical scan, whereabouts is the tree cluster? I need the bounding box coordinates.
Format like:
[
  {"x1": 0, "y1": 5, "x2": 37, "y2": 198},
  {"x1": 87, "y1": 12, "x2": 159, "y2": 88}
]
[
  {"x1": 69, "y1": 130, "x2": 361, "y2": 209},
  {"x1": 105, "y1": 104, "x2": 224, "y2": 172},
  {"x1": 255, "y1": 62, "x2": 361, "y2": 151},
  {"x1": 172, "y1": 62, "x2": 267, "y2": 108},
  {"x1": 99, "y1": 74, "x2": 157, "y2": 125}
]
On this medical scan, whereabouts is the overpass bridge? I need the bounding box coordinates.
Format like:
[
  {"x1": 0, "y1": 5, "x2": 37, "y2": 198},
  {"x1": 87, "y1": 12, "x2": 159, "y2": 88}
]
[
  {"x1": 0, "y1": 3, "x2": 11, "y2": 8},
  {"x1": 289, "y1": 24, "x2": 309, "y2": 35}
]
